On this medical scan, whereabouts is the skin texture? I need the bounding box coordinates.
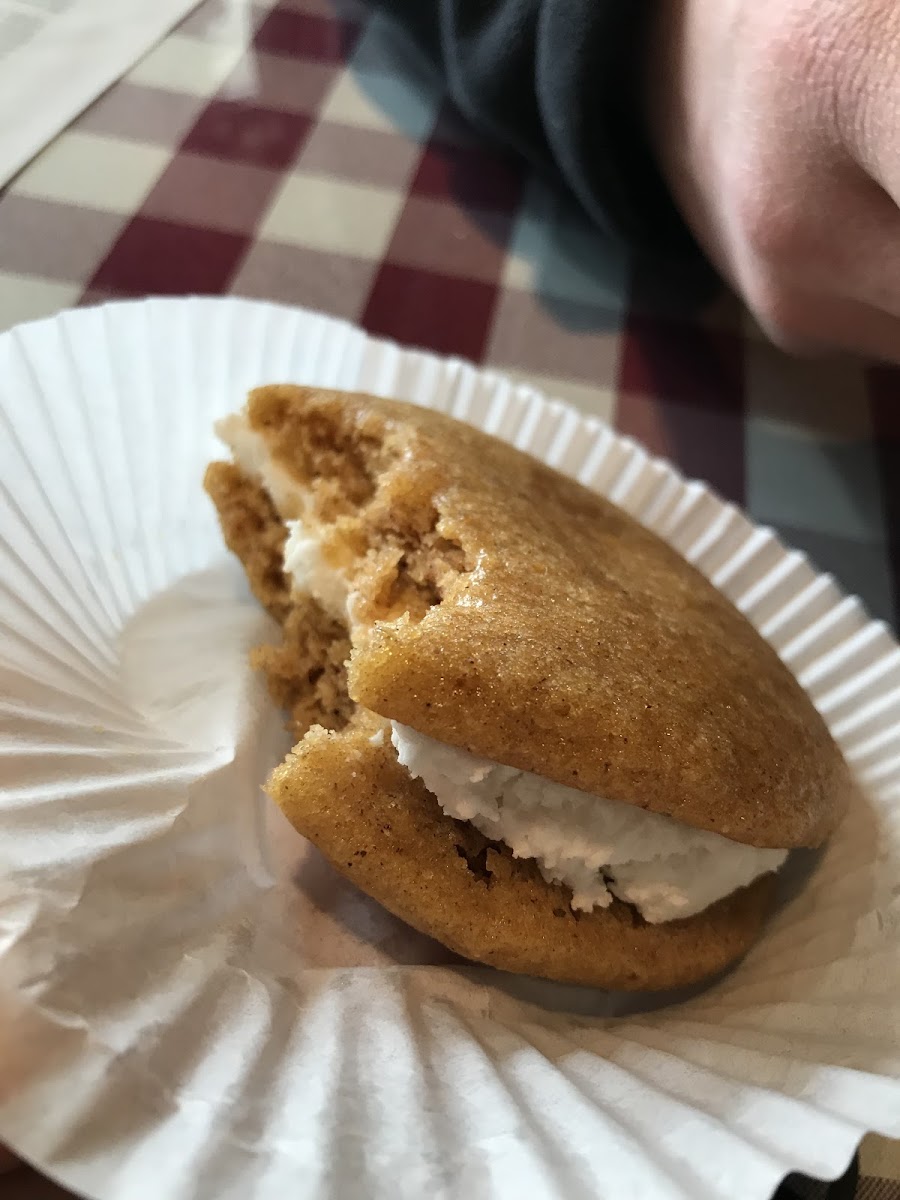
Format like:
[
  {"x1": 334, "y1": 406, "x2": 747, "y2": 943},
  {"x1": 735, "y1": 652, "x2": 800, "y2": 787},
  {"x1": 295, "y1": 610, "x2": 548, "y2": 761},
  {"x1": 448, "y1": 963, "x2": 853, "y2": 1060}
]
[{"x1": 645, "y1": 0, "x2": 900, "y2": 362}]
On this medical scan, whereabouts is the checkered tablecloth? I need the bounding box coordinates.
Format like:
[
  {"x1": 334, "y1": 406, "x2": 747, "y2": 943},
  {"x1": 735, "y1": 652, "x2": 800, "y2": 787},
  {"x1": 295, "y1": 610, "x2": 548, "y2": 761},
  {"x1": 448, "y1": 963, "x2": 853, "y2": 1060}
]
[{"x1": 1, "y1": 0, "x2": 899, "y2": 1197}]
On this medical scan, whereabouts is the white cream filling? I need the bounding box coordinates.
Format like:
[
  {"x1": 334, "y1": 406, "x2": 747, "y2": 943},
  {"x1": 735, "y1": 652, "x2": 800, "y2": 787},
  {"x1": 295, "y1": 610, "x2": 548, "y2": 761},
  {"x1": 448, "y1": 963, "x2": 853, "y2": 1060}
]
[
  {"x1": 390, "y1": 725, "x2": 787, "y2": 924},
  {"x1": 218, "y1": 415, "x2": 354, "y2": 621},
  {"x1": 219, "y1": 414, "x2": 788, "y2": 923},
  {"x1": 216, "y1": 415, "x2": 298, "y2": 513},
  {"x1": 283, "y1": 521, "x2": 349, "y2": 621}
]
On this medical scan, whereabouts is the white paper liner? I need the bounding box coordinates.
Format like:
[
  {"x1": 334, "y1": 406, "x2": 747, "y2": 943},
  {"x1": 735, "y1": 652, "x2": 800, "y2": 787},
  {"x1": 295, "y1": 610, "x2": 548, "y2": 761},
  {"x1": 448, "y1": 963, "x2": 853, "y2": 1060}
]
[{"x1": 0, "y1": 297, "x2": 898, "y2": 1200}]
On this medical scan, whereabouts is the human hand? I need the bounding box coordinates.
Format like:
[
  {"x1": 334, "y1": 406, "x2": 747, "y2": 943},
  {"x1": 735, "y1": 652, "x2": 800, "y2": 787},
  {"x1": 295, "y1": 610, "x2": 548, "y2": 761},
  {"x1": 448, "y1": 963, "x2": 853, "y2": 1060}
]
[{"x1": 645, "y1": 0, "x2": 900, "y2": 362}]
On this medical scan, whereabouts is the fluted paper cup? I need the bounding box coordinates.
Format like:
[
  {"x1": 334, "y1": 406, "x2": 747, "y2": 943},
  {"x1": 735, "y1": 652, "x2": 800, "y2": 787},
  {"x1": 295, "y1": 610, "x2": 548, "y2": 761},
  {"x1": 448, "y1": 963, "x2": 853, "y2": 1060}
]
[{"x1": 0, "y1": 297, "x2": 898, "y2": 1200}]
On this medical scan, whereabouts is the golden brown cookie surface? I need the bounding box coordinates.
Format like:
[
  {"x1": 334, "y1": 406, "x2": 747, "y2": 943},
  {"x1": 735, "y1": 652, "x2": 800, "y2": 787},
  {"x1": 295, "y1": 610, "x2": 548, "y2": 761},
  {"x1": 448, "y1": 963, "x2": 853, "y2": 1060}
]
[{"x1": 212, "y1": 384, "x2": 847, "y2": 850}]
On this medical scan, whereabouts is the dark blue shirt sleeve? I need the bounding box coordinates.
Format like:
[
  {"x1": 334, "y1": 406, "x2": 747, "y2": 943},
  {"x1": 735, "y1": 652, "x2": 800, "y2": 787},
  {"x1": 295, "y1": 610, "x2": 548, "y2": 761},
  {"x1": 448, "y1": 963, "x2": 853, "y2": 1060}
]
[{"x1": 365, "y1": 0, "x2": 703, "y2": 264}]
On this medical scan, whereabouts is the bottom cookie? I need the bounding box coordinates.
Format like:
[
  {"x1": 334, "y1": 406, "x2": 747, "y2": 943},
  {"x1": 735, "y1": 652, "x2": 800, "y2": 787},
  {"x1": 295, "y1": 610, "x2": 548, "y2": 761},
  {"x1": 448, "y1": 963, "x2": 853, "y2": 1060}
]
[{"x1": 269, "y1": 713, "x2": 774, "y2": 991}]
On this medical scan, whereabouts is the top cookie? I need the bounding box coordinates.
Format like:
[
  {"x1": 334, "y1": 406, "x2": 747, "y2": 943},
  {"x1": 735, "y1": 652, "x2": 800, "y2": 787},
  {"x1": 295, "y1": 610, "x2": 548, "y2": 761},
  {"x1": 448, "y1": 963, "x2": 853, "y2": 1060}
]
[{"x1": 237, "y1": 384, "x2": 848, "y2": 850}]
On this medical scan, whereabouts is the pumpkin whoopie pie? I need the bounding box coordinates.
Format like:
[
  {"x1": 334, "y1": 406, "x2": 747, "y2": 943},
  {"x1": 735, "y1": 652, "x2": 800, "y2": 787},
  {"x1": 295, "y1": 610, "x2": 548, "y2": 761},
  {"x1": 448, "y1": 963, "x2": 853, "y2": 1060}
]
[{"x1": 204, "y1": 385, "x2": 847, "y2": 991}]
